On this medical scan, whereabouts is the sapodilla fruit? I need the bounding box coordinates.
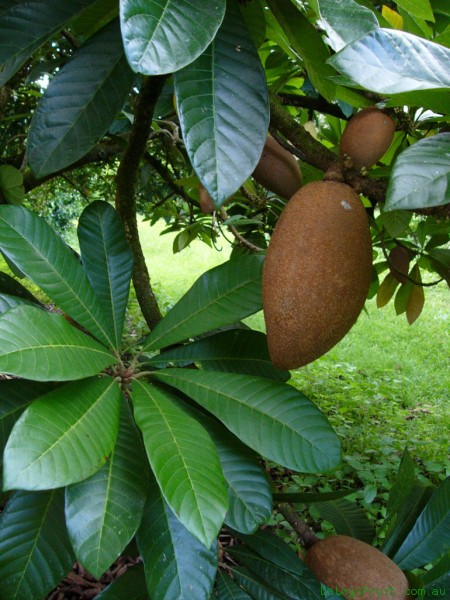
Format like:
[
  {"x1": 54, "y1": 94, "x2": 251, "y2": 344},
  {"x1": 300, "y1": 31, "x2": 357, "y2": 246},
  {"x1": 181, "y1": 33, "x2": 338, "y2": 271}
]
[
  {"x1": 340, "y1": 107, "x2": 395, "y2": 170},
  {"x1": 253, "y1": 135, "x2": 302, "y2": 200},
  {"x1": 199, "y1": 183, "x2": 216, "y2": 214},
  {"x1": 388, "y1": 245, "x2": 410, "y2": 284},
  {"x1": 262, "y1": 180, "x2": 372, "y2": 370},
  {"x1": 305, "y1": 535, "x2": 408, "y2": 600}
]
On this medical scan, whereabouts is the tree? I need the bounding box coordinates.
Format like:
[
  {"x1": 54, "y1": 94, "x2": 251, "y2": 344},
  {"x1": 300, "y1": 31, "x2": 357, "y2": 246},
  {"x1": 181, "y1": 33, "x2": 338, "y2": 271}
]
[{"x1": 0, "y1": 0, "x2": 449, "y2": 598}]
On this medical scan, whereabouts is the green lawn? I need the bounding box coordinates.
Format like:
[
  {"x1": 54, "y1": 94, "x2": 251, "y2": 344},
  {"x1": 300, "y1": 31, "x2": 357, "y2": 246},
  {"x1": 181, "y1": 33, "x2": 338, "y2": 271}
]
[{"x1": 137, "y1": 219, "x2": 450, "y2": 486}]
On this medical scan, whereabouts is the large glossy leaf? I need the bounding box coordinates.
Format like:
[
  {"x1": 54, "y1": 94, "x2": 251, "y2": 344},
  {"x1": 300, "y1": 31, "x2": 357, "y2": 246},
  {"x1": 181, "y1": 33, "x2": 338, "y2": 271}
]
[
  {"x1": 27, "y1": 19, "x2": 136, "y2": 178},
  {"x1": 231, "y1": 567, "x2": 284, "y2": 600},
  {"x1": 0, "y1": 0, "x2": 98, "y2": 85},
  {"x1": 144, "y1": 329, "x2": 289, "y2": 382},
  {"x1": 77, "y1": 201, "x2": 133, "y2": 349},
  {"x1": 328, "y1": 29, "x2": 450, "y2": 93},
  {"x1": 136, "y1": 476, "x2": 218, "y2": 599},
  {"x1": 0, "y1": 271, "x2": 40, "y2": 304},
  {"x1": 216, "y1": 570, "x2": 253, "y2": 599},
  {"x1": 3, "y1": 377, "x2": 121, "y2": 491},
  {"x1": 0, "y1": 292, "x2": 35, "y2": 314},
  {"x1": 314, "y1": 498, "x2": 375, "y2": 543},
  {"x1": 152, "y1": 369, "x2": 341, "y2": 473},
  {"x1": 0, "y1": 380, "x2": 55, "y2": 465},
  {"x1": 96, "y1": 564, "x2": 149, "y2": 599},
  {"x1": 0, "y1": 489, "x2": 75, "y2": 600},
  {"x1": 0, "y1": 305, "x2": 116, "y2": 381},
  {"x1": 385, "y1": 133, "x2": 450, "y2": 211},
  {"x1": 65, "y1": 398, "x2": 149, "y2": 578},
  {"x1": 317, "y1": 0, "x2": 379, "y2": 52},
  {"x1": 133, "y1": 381, "x2": 227, "y2": 548},
  {"x1": 396, "y1": 0, "x2": 434, "y2": 21},
  {"x1": 266, "y1": 0, "x2": 336, "y2": 100},
  {"x1": 0, "y1": 205, "x2": 114, "y2": 347},
  {"x1": 174, "y1": 0, "x2": 269, "y2": 207},
  {"x1": 393, "y1": 477, "x2": 450, "y2": 569},
  {"x1": 143, "y1": 254, "x2": 264, "y2": 351},
  {"x1": 120, "y1": 0, "x2": 226, "y2": 75},
  {"x1": 386, "y1": 447, "x2": 417, "y2": 518}
]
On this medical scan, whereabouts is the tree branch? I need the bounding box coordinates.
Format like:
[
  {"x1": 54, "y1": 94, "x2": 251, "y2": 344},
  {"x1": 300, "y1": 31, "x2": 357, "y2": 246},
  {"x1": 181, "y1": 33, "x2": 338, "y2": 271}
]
[
  {"x1": 115, "y1": 75, "x2": 168, "y2": 330},
  {"x1": 278, "y1": 92, "x2": 349, "y2": 120},
  {"x1": 277, "y1": 503, "x2": 319, "y2": 549}
]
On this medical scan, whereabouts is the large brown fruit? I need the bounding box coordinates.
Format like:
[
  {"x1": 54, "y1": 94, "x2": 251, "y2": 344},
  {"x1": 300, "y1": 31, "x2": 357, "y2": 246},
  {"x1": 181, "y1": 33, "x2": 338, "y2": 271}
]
[
  {"x1": 305, "y1": 535, "x2": 408, "y2": 600},
  {"x1": 262, "y1": 181, "x2": 372, "y2": 370},
  {"x1": 253, "y1": 135, "x2": 302, "y2": 199},
  {"x1": 340, "y1": 107, "x2": 395, "y2": 170}
]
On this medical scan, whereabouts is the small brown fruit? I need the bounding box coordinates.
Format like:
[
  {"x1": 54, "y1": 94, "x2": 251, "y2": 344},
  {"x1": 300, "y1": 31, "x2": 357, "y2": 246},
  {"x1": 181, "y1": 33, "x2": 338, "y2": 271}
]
[
  {"x1": 388, "y1": 245, "x2": 410, "y2": 284},
  {"x1": 262, "y1": 181, "x2": 372, "y2": 370},
  {"x1": 340, "y1": 107, "x2": 395, "y2": 170},
  {"x1": 253, "y1": 135, "x2": 302, "y2": 199},
  {"x1": 305, "y1": 535, "x2": 408, "y2": 600},
  {"x1": 199, "y1": 183, "x2": 216, "y2": 214}
]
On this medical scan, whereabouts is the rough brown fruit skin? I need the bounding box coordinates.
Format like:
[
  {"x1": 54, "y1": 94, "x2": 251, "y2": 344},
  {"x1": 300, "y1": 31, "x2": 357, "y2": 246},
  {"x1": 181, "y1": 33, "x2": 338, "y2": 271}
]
[
  {"x1": 340, "y1": 107, "x2": 395, "y2": 170},
  {"x1": 253, "y1": 135, "x2": 302, "y2": 200},
  {"x1": 305, "y1": 535, "x2": 408, "y2": 600},
  {"x1": 388, "y1": 245, "x2": 410, "y2": 283},
  {"x1": 262, "y1": 181, "x2": 372, "y2": 370},
  {"x1": 199, "y1": 183, "x2": 216, "y2": 214}
]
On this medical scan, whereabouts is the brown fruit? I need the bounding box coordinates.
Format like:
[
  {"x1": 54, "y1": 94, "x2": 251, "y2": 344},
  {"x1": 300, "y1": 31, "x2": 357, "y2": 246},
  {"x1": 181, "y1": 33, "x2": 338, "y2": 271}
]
[
  {"x1": 253, "y1": 135, "x2": 302, "y2": 199},
  {"x1": 262, "y1": 181, "x2": 372, "y2": 370},
  {"x1": 305, "y1": 535, "x2": 408, "y2": 600},
  {"x1": 340, "y1": 107, "x2": 395, "y2": 170},
  {"x1": 199, "y1": 183, "x2": 216, "y2": 214},
  {"x1": 388, "y1": 245, "x2": 410, "y2": 284}
]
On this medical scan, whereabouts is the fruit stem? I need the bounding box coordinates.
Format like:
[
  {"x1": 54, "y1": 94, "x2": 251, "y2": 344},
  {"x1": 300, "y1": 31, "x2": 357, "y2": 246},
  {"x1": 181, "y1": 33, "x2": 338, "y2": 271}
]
[{"x1": 277, "y1": 503, "x2": 319, "y2": 549}]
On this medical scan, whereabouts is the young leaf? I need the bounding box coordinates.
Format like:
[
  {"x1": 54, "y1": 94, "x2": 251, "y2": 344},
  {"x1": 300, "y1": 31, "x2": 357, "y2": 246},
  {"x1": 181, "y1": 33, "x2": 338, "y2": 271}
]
[
  {"x1": 120, "y1": 0, "x2": 226, "y2": 75},
  {"x1": 0, "y1": 305, "x2": 117, "y2": 380},
  {"x1": 314, "y1": 498, "x2": 375, "y2": 543},
  {"x1": 27, "y1": 18, "x2": 136, "y2": 178},
  {"x1": 78, "y1": 201, "x2": 133, "y2": 349},
  {"x1": 385, "y1": 133, "x2": 450, "y2": 211},
  {"x1": 65, "y1": 398, "x2": 149, "y2": 578},
  {"x1": 136, "y1": 476, "x2": 218, "y2": 599},
  {"x1": 96, "y1": 564, "x2": 149, "y2": 599},
  {"x1": 0, "y1": 0, "x2": 98, "y2": 85},
  {"x1": 393, "y1": 477, "x2": 450, "y2": 570},
  {"x1": 0, "y1": 205, "x2": 114, "y2": 347},
  {"x1": 317, "y1": 0, "x2": 379, "y2": 52},
  {"x1": 0, "y1": 489, "x2": 75, "y2": 600},
  {"x1": 376, "y1": 273, "x2": 400, "y2": 308},
  {"x1": 406, "y1": 266, "x2": 425, "y2": 324},
  {"x1": 144, "y1": 329, "x2": 290, "y2": 382},
  {"x1": 132, "y1": 380, "x2": 228, "y2": 548},
  {"x1": 3, "y1": 377, "x2": 121, "y2": 491},
  {"x1": 143, "y1": 254, "x2": 264, "y2": 351},
  {"x1": 328, "y1": 29, "x2": 450, "y2": 94},
  {"x1": 152, "y1": 369, "x2": 341, "y2": 473},
  {"x1": 174, "y1": 0, "x2": 269, "y2": 207}
]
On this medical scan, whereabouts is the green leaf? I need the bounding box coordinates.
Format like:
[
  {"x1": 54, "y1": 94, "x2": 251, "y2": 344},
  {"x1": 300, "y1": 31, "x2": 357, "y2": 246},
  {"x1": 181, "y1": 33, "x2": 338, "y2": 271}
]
[
  {"x1": 144, "y1": 329, "x2": 289, "y2": 382},
  {"x1": 317, "y1": 0, "x2": 379, "y2": 51},
  {"x1": 27, "y1": 19, "x2": 136, "y2": 178},
  {"x1": 216, "y1": 570, "x2": 253, "y2": 599},
  {"x1": 3, "y1": 377, "x2": 121, "y2": 491},
  {"x1": 174, "y1": 0, "x2": 269, "y2": 207},
  {"x1": 152, "y1": 369, "x2": 341, "y2": 473},
  {"x1": 77, "y1": 201, "x2": 133, "y2": 349},
  {"x1": 314, "y1": 498, "x2": 375, "y2": 543},
  {"x1": 65, "y1": 398, "x2": 149, "y2": 578},
  {"x1": 132, "y1": 380, "x2": 228, "y2": 548},
  {"x1": 0, "y1": 271, "x2": 40, "y2": 304},
  {"x1": 120, "y1": 0, "x2": 226, "y2": 75},
  {"x1": 0, "y1": 379, "x2": 55, "y2": 460},
  {"x1": 231, "y1": 566, "x2": 284, "y2": 600},
  {"x1": 267, "y1": 0, "x2": 337, "y2": 100},
  {"x1": 385, "y1": 133, "x2": 450, "y2": 211},
  {"x1": 393, "y1": 477, "x2": 450, "y2": 569},
  {"x1": 328, "y1": 29, "x2": 450, "y2": 93},
  {"x1": 238, "y1": 0, "x2": 266, "y2": 49},
  {"x1": 0, "y1": 489, "x2": 75, "y2": 600},
  {"x1": 0, "y1": 205, "x2": 114, "y2": 347},
  {"x1": 0, "y1": 0, "x2": 98, "y2": 85},
  {"x1": 143, "y1": 254, "x2": 264, "y2": 351},
  {"x1": 0, "y1": 305, "x2": 117, "y2": 381},
  {"x1": 0, "y1": 293, "x2": 35, "y2": 314},
  {"x1": 396, "y1": 0, "x2": 434, "y2": 22},
  {"x1": 381, "y1": 209, "x2": 412, "y2": 237},
  {"x1": 136, "y1": 476, "x2": 218, "y2": 599},
  {"x1": 96, "y1": 564, "x2": 149, "y2": 599},
  {"x1": 0, "y1": 165, "x2": 25, "y2": 205},
  {"x1": 272, "y1": 489, "x2": 356, "y2": 503},
  {"x1": 386, "y1": 448, "x2": 417, "y2": 518}
]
